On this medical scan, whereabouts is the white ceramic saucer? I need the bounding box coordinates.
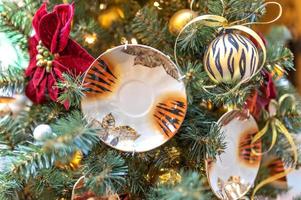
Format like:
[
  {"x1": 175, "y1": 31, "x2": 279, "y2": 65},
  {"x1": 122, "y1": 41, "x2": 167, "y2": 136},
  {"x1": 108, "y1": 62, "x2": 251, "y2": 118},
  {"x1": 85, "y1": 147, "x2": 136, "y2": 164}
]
[
  {"x1": 81, "y1": 44, "x2": 187, "y2": 152},
  {"x1": 207, "y1": 110, "x2": 262, "y2": 200}
]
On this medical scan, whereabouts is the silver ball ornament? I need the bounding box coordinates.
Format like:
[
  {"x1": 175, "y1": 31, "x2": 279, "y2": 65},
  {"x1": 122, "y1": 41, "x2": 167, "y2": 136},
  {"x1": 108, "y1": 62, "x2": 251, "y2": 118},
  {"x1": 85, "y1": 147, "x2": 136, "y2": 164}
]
[{"x1": 33, "y1": 124, "x2": 53, "y2": 141}]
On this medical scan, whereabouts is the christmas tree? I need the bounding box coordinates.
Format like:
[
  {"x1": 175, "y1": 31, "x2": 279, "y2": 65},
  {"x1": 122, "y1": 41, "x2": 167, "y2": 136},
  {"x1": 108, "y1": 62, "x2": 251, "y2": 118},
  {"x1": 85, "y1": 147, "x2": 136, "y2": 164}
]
[{"x1": 0, "y1": 0, "x2": 300, "y2": 199}]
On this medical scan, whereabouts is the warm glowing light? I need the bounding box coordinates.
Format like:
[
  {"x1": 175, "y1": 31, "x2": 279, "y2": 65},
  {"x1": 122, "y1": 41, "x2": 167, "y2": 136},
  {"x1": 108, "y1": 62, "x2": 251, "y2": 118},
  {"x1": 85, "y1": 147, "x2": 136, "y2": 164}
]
[
  {"x1": 99, "y1": 3, "x2": 107, "y2": 10},
  {"x1": 154, "y1": 1, "x2": 162, "y2": 10},
  {"x1": 98, "y1": 6, "x2": 125, "y2": 29},
  {"x1": 84, "y1": 33, "x2": 97, "y2": 44},
  {"x1": 121, "y1": 37, "x2": 128, "y2": 45},
  {"x1": 121, "y1": 37, "x2": 138, "y2": 45},
  {"x1": 131, "y1": 38, "x2": 138, "y2": 44}
]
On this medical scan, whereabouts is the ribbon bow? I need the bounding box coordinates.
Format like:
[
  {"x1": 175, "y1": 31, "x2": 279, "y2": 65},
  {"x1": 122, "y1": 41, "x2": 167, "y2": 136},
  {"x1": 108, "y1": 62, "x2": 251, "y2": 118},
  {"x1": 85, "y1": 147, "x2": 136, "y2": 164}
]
[{"x1": 251, "y1": 94, "x2": 298, "y2": 199}]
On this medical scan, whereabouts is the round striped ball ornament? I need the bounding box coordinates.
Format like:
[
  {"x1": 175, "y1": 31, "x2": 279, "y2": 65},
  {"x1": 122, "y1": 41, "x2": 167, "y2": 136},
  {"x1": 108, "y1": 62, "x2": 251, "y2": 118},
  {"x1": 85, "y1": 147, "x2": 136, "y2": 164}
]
[{"x1": 204, "y1": 32, "x2": 260, "y2": 84}]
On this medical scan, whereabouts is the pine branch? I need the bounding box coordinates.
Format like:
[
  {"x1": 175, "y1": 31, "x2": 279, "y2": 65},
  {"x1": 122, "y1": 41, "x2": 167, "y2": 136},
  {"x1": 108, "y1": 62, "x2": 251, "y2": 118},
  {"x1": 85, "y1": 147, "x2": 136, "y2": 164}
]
[
  {"x1": 152, "y1": 145, "x2": 181, "y2": 169},
  {"x1": 10, "y1": 145, "x2": 56, "y2": 180},
  {"x1": 27, "y1": 168, "x2": 76, "y2": 199},
  {"x1": 180, "y1": 59, "x2": 262, "y2": 107},
  {"x1": 0, "y1": 0, "x2": 40, "y2": 51},
  {"x1": 193, "y1": 0, "x2": 223, "y2": 15},
  {"x1": 9, "y1": 103, "x2": 64, "y2": 147},
  {"x1": 264, "y1": 26, "x2": 294, "y2": 77},
  {"x1": 0, "y1": 65, "x2": 25, "y2": 95},
  {"x1": 44, "y1": 111, "x2": 100, "y2": 155},
  {"x1": 131, "y1": 6, "x2": 173, "y2": 55},
  {"x1": 176, "y1": 25, "x2": 217, "y2": 59},
  {"x1": 56, "y1": 73, "x2": 85, "y2": 108},
  {"x1": 177, "y1": 106, "x2": 225, "y2": 164},
  {"x1": 125, "y1": 157, "x2": 149, "y2": 198},
  {"x1": 147, "y1": 171, "x2": 208, "y2": 200},
  {"x1": 265, "y1": 45, "x2": 294, "y2": 73},
  {"x1": 193, "y1": 0, "x2": 265, "y2": 22},
  {"x1": 83, "y1": 151, "x2": 128, "y2": 196},
  {"x1": 4, "y1": 112, "x2": 99, "y2": 182},
  {"x1": 276, "y1": 78, "x2": 301, "y2": 132},
  {"x1": 0, "y1": 116, "x2": 22, "y2": 149},
  {"x1": 223, "y1": 0, "x2": 265, "y2": 22},
  {"x1": 0, "y1": 173, "x2": 22, "y2": 200}
]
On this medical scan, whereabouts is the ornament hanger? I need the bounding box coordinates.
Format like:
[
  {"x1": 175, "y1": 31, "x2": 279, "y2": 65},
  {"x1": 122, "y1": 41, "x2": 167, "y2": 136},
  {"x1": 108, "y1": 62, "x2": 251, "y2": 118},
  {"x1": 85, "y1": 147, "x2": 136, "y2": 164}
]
[{"x1": 175, "y1": 1, "x2": 282, "y2": 96}]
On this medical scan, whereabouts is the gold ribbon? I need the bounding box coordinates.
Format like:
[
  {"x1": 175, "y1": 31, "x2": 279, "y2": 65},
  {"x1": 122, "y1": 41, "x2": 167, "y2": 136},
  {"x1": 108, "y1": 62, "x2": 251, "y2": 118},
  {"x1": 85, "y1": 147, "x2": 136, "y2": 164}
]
[
  {"x1": 175, "y1": 2, "x2": 282, "y2": 96},
  {"x1": 250, "y1": 94, "x2": 298, "y2": 200},
  {"x1": 71, "y1": 175, "x2": 85, "y2": 200}
]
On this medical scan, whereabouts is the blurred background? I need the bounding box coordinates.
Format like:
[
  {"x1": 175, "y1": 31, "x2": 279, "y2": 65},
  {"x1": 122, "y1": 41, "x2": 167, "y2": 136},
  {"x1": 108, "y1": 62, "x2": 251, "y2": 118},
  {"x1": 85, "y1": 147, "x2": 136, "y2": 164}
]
[{"x1": 254, "y1": 0, "x2": 301, "y2": 93}]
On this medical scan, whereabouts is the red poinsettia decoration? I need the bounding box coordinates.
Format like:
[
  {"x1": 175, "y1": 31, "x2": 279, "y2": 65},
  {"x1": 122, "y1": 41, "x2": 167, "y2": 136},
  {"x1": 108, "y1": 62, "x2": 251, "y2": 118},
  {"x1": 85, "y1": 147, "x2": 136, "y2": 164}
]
[
  {"x1": 246, "y1": 71, "x2": 277, "y2": 119},
  {"x1": 25, "y1": 3, "x2": 94, "y2": 108}
]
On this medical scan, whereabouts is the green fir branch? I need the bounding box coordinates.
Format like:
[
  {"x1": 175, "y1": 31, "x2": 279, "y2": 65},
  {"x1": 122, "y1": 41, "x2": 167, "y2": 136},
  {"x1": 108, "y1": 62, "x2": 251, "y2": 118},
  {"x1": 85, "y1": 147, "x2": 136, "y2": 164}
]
[
  {"x1": 44, "y1": 111, "x2": 100, "y2": 155},
  {"x1": 265, "y1": 45, "x2": 294, "y2": 73},
  {"x1": 0, "y1": 116, "x2": 22, "y2": 149},
  {"x1": 176, "y1": 25, "x2": 217, "y2": 58},
  {"x1": 276, "y1": 79, "x2": 301, "y2": 132},
  {"x1": 0, "y1": 173, "x2": 22, "y2": 200},
  {"x1": 131, "y1": 6, "x2": 173, "y2": 55},
  {"x1": 265, "y1": 26, "x2": 294, "y2": 75},
  {"x1": 5, "y1": 112, "x2": 99, "y2": 181},
  {"x1": 177, "y1": 106, "x2": 225, "y2": 164},
  {"x1": 0, "y1": 65, "x2": 25, "y2": 95},
  {"x1": 27, "y1": 168, "x2": 76, "y2": 200},
  {"x1": 0, "y1": 0, "x2": 40, "y2": 51},
  {"x1": 83, "y1": 151, "x2": 128, "y2": 196},
  {"x1": 125, "y1": 157, "x2": 149, "y2": 197},
  {"x1": 56, "y1": 73, "x2": 85, "y2": 108},
  {"x1": 222, "y1": 0, "x2": 265, "y2": 22},
  {"x1": 10, "y1": 144, "x2": 56, "y2": 180},
  {"x1": 9, "y1": 103, "x2": 65, "y2": 147},
  {"x1": 147, "y1": 171, "x2": 208, "y2": 200}
]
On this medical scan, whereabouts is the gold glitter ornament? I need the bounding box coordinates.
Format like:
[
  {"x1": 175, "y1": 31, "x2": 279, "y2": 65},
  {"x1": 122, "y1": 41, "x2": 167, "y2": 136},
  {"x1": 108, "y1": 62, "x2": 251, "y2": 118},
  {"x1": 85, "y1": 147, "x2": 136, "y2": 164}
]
[
  {"x1": 97, "y1": 6, "x2": 124, "y2": 29},
  {"x1": 55, "y1": 151, "x2": 83, "y2": 170},
  {"x1": 168, "y1": 9, "x2": 197, "y2": 35},
  {"x1": 158, "y1": 169, "x2": 182, "y2": 185},
  {"x1": 200, "y1": 100, "x2": 213, "y2": 111}
]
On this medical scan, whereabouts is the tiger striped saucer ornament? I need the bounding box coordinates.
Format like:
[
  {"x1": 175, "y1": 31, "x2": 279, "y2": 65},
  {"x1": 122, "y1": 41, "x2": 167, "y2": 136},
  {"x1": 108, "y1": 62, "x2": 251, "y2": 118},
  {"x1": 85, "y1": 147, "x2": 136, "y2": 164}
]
[
  {"x1": 206, "y1": 110, "x2": 262, "y2": 200},
  {"x1": 204, "y1": 32, "x2": 260, "y2": 84},
  {"x1": 81, "y1": 44, "x2": 187, "y2": 152}
]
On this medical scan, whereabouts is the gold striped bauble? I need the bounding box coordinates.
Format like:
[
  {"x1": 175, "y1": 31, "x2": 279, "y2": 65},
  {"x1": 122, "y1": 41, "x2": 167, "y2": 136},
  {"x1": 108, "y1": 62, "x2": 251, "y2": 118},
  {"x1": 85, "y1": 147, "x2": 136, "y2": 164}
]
[{"x1": 204, "y1": 32, "x2": 260, "y2": 84}]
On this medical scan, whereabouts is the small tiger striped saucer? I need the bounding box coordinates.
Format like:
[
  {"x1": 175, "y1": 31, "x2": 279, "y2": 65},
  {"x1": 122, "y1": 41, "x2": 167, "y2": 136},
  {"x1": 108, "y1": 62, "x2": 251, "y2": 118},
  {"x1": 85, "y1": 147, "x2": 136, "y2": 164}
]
[
  {"x1": 206, "y1": 110, "x2": 262, "y2": 200},
  {"x1": 81, "y1": 44, "x2": 187, "y2": 152}
]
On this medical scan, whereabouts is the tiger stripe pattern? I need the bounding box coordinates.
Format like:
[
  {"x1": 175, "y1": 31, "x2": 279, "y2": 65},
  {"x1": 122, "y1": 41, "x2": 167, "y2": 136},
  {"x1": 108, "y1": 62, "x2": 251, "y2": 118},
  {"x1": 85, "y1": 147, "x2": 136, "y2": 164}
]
[
  {"x1": 153, "y1": 96, "x2": 187, "y2": 138},
  {"x1": 267, "y1": 158, "x2": 287, "y2": 189},
  {"x1": 238, "y1": 131, "x2": 262, "y2": 167},
  {"x1": 204, "y1": 32, "x2": 259, "y2": 83},
  {"x1": 84, "y1": 58, "x2": 118, "y2": 97}
]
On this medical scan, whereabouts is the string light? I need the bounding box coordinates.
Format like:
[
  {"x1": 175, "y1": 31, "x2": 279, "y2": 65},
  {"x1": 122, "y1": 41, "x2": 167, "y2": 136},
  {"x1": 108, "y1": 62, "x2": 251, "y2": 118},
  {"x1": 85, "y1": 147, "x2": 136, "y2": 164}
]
[
  {"x1": 154, "y1": 1, "x2": 162, "y2": 10},
  {"x1": 84, "y1": 33, "x2": 97, "y2": 44},
  {"x1": 99, "y1": 3, "x2": 107, "y2": 10},
  {"x1": 131, "y1": 38, "x2": 138, "y2": 44},
  {"x1": 121, "y1": 37, "x2": 128, "y2": 45},
  {"x1": 121, "y1": 37, "x2": 138, "y2": 45},
  {"x1": 158, "y1": 169, "x2": 182, "y2": 185}
]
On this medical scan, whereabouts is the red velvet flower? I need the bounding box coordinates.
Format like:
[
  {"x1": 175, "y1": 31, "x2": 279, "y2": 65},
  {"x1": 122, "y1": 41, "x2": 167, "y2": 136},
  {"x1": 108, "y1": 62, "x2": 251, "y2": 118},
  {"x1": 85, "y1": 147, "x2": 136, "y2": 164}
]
[
  {"x1": 246, "y1": 71, "x2": 277, "y2": 119},
  {"x1": 25, "y1": 3, "x2": 94, "y2": 108}
]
